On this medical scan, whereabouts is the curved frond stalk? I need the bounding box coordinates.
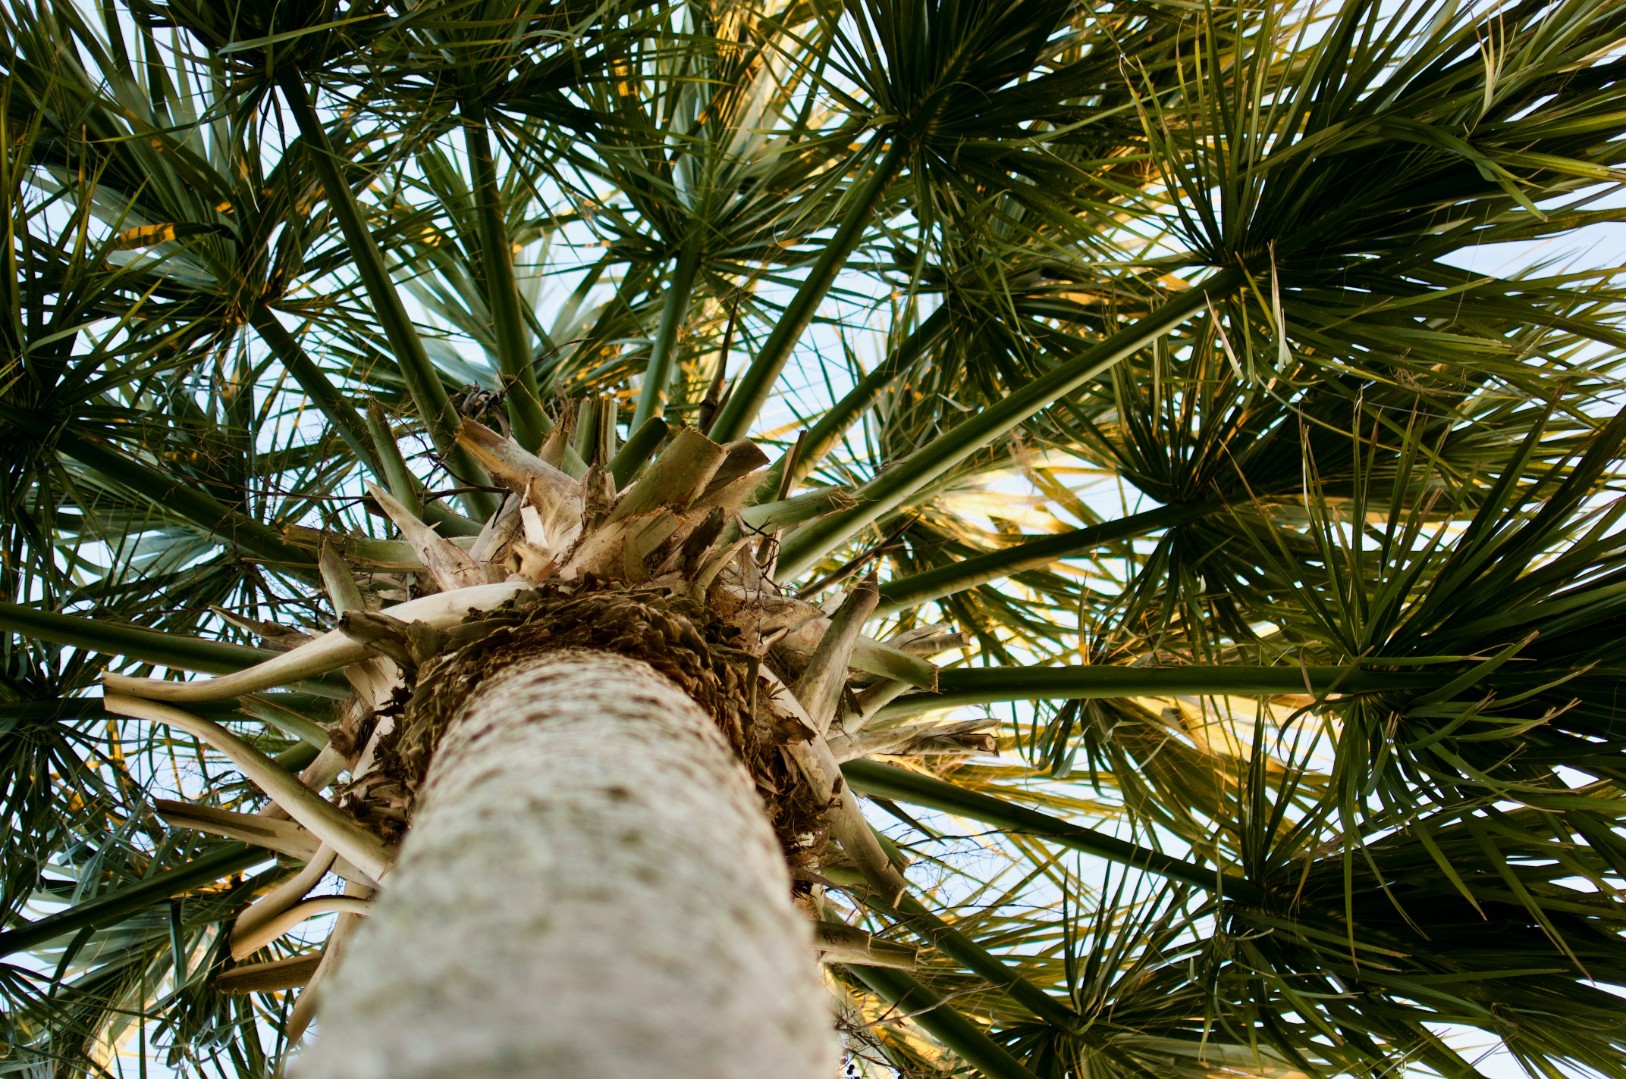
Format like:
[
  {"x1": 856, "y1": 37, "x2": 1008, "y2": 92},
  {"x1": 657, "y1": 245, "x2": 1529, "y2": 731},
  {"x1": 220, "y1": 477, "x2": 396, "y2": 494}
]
[
  {"x1": 230, "y1": 895, "x2": 371, "y2": 962},
  {"x1": 102, "y1": 695, "x2": 394, "y2": 884},
  {"x1": 232, "y1": 846, "x2": 337, "y2": 947},
  {"x1": 101, "y1": 582, "x2": 531, "y2": 702}
]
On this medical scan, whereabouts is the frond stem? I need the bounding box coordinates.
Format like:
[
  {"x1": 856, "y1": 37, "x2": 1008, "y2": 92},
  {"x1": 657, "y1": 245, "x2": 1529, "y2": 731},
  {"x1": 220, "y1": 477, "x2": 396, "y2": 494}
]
[
  {"x1": 776, "y1": 270, "x2": 1245, "y2": 579},
  {"x1": 708, "y1": 140, "x2": 908, "y2": 442},
  {"x1": 461, "y1": 106, "x2": 548, "y2": 449},
  {"x1": 843, "y1": 759, "x2": 1235, "y2": 897},
  {"x1": 876, "y1": 500, "x2": 1221, "y2": 615},
  {"x1": 631, "y1": 229, "x2": 705, "y2": 432},
  {"x1": 846, "y1": 964, "x2": 1043, "y2": 1079},
  {"x1": 279, "y1": 71, "x2": 496, "y2": 518}
]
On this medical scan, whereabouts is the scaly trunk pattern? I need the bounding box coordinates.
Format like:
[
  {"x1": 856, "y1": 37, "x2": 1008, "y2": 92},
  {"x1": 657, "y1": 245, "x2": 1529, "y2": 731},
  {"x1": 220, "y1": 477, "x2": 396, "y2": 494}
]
[{"x1": 298, "y1": 649, "x2": 839, "y2": 1079}]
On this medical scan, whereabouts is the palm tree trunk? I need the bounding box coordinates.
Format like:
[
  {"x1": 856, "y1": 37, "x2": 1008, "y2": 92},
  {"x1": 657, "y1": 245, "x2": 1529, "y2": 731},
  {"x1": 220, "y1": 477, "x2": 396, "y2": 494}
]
[{"x1": 297, "y1": 650, "x2": 839, "y2": 1079}]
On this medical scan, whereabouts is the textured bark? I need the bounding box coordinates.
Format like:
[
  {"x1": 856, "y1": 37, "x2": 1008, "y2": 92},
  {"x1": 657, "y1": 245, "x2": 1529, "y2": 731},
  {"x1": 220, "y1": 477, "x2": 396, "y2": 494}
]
[{"x1": 298, "y1": 650, "x2": 838, "y2": 1079}]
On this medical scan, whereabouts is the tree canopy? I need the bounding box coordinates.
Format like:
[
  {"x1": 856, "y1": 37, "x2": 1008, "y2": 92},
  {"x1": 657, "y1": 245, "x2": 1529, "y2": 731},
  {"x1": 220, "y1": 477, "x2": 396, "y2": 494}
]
[{"x1": 2, "y1": 0, "x2": 1626, "y2": 1075}]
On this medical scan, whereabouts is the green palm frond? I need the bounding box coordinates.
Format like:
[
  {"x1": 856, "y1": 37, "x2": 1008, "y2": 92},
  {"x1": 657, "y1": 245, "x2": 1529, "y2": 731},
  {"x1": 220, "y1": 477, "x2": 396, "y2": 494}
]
[{"x1": 3, "y1": 0, "x2": 1625, "y2": 1074}]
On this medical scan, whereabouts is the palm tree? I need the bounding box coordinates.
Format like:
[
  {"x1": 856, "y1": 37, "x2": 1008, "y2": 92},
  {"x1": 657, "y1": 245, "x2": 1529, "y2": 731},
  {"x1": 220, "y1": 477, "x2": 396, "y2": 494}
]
[{"x1": 3, "y1": 0, "x2": 1626, "y2": 1074}]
